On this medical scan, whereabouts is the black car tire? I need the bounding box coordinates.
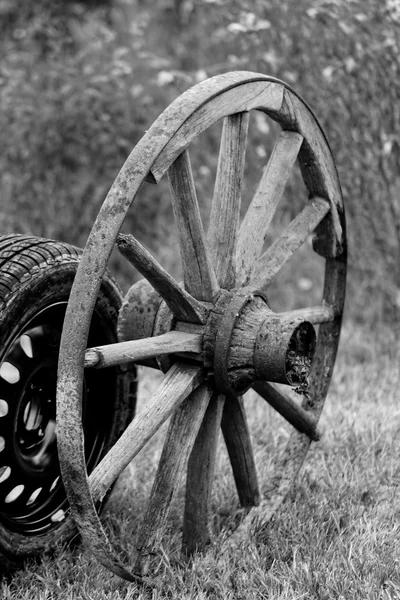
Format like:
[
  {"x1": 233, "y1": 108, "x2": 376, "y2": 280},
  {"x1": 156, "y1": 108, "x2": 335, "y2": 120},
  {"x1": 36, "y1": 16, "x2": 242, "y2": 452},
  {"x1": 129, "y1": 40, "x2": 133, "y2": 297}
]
[{"x1": 0, "y1": 235, "x2": 136, "y2": 571}]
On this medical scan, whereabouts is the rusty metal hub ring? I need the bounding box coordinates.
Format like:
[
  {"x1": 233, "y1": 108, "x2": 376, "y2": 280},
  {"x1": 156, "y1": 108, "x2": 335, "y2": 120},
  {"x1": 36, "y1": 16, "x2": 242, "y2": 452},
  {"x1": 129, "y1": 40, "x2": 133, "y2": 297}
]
[{"x1": 211, "y1": 287, "x2": 269, "y2": 396}]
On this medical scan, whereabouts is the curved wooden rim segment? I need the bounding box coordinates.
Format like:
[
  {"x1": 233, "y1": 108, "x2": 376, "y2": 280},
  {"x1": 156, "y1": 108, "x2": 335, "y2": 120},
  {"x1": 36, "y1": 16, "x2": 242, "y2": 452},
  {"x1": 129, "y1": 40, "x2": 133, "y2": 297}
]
[{"x1": 55, "y1": 71, "x2": 347, "y2": 581}]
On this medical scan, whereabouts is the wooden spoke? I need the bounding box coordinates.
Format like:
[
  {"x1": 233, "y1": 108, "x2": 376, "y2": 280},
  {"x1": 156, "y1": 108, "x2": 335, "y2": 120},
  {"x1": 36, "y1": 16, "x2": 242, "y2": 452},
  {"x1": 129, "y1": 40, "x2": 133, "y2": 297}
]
[
  {"x1": 182, "y1": 393, "x2": 225, "y2": 556},
  {"x1": 253, "y1": 196, "x2": 331, "y2": 289},
  {"x1": 117, "y1": 233, "x2": 208, "y2": 324},
  {"x1": 135, "y1": 384, "x2": 212, "y2": 575},
  {"x1": 84, "y1": 330, "x2": 202, "y2": 369},
  {"x1": 221, "y1": 396, "x2": 260, "y2": 507},
  {"x1": 168, "y1": 149, "x2": 218, "y2": 301},
  {"x1": 252, "y1": 381, "x2": 321, "y2": 441},
  {"x1": 207, "y1": 112, "x2": 249, "y2": 288},
  {"x1": 237, "y1": 131, "x2": 304, "y2": 285},
  {"x1": 278, "y1": 305, "x2": 335, "y2": 324},
  {"x1": 89, "y1": 363, "x2": 204, "y2": 503}
]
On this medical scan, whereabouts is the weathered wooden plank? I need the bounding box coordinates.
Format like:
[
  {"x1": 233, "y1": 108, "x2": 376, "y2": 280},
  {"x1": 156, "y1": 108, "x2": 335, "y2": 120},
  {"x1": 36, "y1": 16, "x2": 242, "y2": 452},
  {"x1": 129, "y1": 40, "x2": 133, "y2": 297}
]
[
  {"x1": 149, "y1": 79, "x2": 283, "y2": 183},
  {"x1": 182, "y1": 393, "x2": 225, "y2": 556},
  {"x1": 84, "y1": 330, "x2": 202, "y2": 369},
  {"x1": 117, "y1": 233, "x2": 208, "y2": 324},
  {"x1": 168, "y1": 149, "x2": 218, "y2": 301},
  {"x1": 221, "y1": 396, "x2": 260, "y2": 507},
  {"x1": 89, "y1": 363, "x2": 203, "y2": 503},
  {"x1": 208, "y1": 112, "x2": 249, "y2": 289},
  {"x1": 135, "y1": 383, "x2": 212, "y2": 575},
  {"x1": 253, "y1": 197, "x2": 330, "y2": 289},
  {"x1": 278, "y1": 305, "x2": 335, "y2": 324},
  {"x1": 252, "y1": 381, "x2": 321, "y2": 441},
  {"x1": 237, "y1": 131, "x2": 304, "y2": 285}
]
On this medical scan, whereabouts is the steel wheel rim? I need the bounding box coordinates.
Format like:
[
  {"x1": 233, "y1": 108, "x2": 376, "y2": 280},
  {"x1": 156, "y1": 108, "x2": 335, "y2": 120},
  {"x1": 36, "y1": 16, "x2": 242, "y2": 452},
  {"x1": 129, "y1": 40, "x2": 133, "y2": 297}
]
[{"x1": 0, "y1": 302, "x2": 116, "y2": 535}]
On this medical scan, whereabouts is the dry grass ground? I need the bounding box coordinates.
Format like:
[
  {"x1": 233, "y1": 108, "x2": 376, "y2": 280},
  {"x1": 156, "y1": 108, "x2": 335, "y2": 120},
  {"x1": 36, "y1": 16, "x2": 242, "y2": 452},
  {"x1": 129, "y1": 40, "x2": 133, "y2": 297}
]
[{"x1": 1, "y1": 323, "x2": 399, "y2": 600}]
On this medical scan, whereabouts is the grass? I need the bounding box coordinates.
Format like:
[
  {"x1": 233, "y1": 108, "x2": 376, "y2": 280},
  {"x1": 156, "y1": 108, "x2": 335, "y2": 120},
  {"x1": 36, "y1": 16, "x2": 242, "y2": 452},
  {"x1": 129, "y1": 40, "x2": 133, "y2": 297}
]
[{"x1": 1, "y1": 322, "x2": 399, "y2": 599}]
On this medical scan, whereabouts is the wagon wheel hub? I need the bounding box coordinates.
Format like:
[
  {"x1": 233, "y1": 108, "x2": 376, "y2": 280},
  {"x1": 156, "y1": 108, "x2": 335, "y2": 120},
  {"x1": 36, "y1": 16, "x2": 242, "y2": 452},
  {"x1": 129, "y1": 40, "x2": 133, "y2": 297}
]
[
  {"x1": 121, "y1": 283, "x2": 317, "y2": 396},
  {"x1": 203, "y1": 287, "x2": 316, "y2": 396}
]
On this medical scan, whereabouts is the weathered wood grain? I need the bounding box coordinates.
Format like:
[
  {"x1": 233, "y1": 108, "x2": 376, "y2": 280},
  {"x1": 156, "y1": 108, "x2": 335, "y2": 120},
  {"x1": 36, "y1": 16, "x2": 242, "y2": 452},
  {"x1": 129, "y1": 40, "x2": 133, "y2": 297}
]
[
  {"x1": 253, "y1": 196, "x2": 330, "y2": 289},
  {"x1": 278, "y1": 305, "x2": 335, "y2": 324},
  {"x1": 252, "y1": 381, "x2": 321, "y2": 441},
  {"x1": 117, "y1": 278, "x2": 162, "y2": 368},
  {"x1": 89, "y1": 363, "x2": 204, "y2": 503},
  {"x1": 237, "y1": 131, "x2": 304, "y2": 285},
  {"x1": 207, "y1": 112, "x2": 249, "y2": 289},
  {"x1": 84, "y1": 331, "x2": 202, "y2": 369},
  {"x1": 168, "y1": 149, "x2": 218, "y2": 301},
  {"x1": 221, "y1": 396, "x2": 260, "y2": 507},
  {"x1": 180, "y1": 111, "x2": 249, "y2": 557},
  {"x1": 182, "y1": 393, "x2": 225, "y2": 556},
  {"x1": 117, "y1": 278, "x2": 161, "y2": 343},
  {"x1": 135, "y1": 383, "x2": 212, "y2": 575},
  {"x1": 117, "y1": 233, "x2": 208, "y2": 324}
]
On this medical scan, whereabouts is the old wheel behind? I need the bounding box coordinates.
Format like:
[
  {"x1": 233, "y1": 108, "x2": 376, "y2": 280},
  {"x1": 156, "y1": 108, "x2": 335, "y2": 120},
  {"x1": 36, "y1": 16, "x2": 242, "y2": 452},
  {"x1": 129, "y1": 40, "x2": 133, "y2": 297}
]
[
  {"x1": 56, "y1": 72, "x2": 346, "y2": 582},
  {"x1": 0, "y1": 235, "x2": 136, "y2": 570}
]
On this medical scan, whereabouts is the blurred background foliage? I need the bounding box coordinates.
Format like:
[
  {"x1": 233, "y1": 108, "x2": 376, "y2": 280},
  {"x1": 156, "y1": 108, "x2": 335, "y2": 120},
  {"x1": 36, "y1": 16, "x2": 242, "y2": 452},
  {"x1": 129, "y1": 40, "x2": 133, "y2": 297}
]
[{"x1": 0, "y1": 0, "x2": 399, "y2": 323}]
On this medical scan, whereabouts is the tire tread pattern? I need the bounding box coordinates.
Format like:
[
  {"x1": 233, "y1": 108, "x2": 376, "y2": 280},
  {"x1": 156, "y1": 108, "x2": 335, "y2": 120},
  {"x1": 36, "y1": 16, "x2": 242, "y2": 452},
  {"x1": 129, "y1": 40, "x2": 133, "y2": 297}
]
[{"x1": 0, "y1": 235, "x2": 81, "y2": 310}]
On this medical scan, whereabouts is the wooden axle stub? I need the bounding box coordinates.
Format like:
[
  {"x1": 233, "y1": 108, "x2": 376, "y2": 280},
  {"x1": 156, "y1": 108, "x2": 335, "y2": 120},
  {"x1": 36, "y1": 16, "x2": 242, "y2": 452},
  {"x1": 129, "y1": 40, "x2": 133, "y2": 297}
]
[{"x1": 254, "y1": 315, "x2": 316, "y2": 386}]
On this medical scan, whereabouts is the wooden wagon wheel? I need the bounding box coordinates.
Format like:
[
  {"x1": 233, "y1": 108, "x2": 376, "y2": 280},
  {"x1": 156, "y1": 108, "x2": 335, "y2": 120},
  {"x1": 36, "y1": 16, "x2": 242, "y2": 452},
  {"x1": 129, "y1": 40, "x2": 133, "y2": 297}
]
[{"x1": 56, "y1": 72, "x2": 346, "y2": 583}]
